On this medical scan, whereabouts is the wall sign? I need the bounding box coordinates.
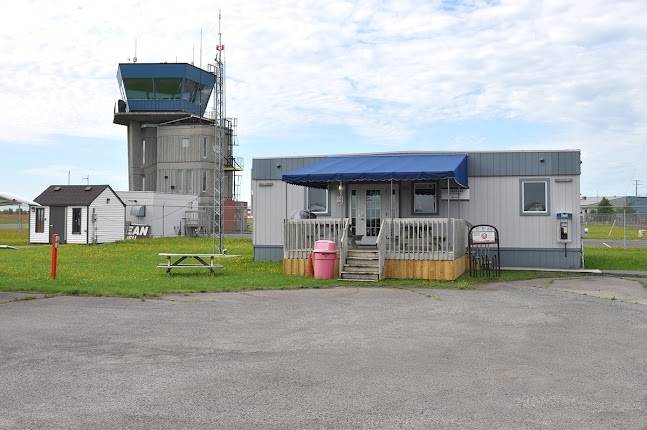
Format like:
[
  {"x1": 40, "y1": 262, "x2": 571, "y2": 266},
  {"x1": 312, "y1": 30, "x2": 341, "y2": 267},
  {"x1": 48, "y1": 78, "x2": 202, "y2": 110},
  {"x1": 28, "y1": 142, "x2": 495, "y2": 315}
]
[
  {"x1": 127, "y1": 224, "x2": 151, "y2": 239},
  {"x1": 470, "y1": 225, "x2": 497, "y2": 244},
  {"x1": 440, "y1": 188, "x2": 470, "y2": 201}
]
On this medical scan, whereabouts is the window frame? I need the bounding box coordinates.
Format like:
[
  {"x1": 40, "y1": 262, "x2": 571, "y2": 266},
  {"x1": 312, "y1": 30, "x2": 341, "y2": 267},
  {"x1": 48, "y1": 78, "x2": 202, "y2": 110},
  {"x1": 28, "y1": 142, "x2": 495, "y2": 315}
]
[
  {"x1": 72, "y1": 207, "x2": 82, "y2": 235},
  {"x1": 520, "y1": 178, "x2": 550, "y2": 216},
  {"x1": 201, "y1": 171, "x2": 207, "y2": 193},
  {"x1": 202, "y1": 137, "x2": 208, "y2": 158},
  {"x1": 306, "y1": 186, "x2": 329, "y2": 215},
  {"x1": 35, "y1": 207, "x2": 45, "y2": 233},
  {"x1": 412, "y1": 182, "x2": 439, "y2": 215}
]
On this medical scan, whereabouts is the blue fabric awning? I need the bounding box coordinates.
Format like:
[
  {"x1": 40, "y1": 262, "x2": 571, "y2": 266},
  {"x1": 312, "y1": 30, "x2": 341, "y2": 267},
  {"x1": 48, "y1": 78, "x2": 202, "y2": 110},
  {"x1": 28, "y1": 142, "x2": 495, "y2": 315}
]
[{"x1": 282, "y1": 154, "x2": 468, "y2": 188}]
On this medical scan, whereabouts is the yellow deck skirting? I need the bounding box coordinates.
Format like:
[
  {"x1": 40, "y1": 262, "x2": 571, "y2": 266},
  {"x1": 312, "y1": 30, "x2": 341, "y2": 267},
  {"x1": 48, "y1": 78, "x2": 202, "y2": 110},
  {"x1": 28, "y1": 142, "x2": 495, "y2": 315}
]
[
  {"x1": 283, "y1": 255, "x2": 466, "y2": 281},
  {"x1": 383, "y1": 256, "x2": 467, "y2": 281},
  {"x1": 283, "y1": 258, "x2": 339, "y2": 277}
]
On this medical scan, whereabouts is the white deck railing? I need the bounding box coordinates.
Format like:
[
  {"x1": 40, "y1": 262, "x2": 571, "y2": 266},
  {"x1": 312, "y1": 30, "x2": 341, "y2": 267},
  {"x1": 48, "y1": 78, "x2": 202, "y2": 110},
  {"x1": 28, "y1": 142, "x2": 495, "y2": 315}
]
[
  {"x1": 376, "y1": 220, "x2": 387, "y2": 278},
  {"x1": 381, "y1": 218, "x2": 466, "y2": 260},
  {"x1": 283, "y1": 218, "x2": 347, "y2": 259},
  {"x1": 338, "y1": 218, "x2": 351, "y2": 274}
]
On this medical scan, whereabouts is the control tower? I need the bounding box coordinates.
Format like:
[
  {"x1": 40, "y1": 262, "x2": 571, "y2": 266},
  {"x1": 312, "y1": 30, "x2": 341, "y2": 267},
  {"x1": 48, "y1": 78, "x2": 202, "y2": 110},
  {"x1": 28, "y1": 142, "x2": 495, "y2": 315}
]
[{"x1": 113, "y1": 62, "x2": 243, "y2": 234}]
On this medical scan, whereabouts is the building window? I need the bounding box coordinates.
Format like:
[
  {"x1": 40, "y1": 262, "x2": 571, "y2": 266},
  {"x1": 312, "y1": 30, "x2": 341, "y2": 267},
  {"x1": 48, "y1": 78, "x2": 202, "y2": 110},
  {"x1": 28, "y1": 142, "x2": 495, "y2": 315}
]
[
  {"x1": 202, "y1": 137, "x2": 208, "y2": 158},
  {"x1": 182, "y1": 137, "x2": 190, "y2": 149},
  {"x1": 72, "y1": 208, "x2": 82, "y2": 234},
  {"x1": 35, "y1": 208, "x2": 45, "y2": 233},
  {"x1": 154, "y1": 78, "x2": 182, "y2": 99},
  {"x1": 202, "y1": 171, "x2": 207, "y2": 192},
  {"x1": 521, "y1": 180, "x2": 549, "y2": 214},
  {"x1": 123, "y1": 78, "x2": 154, "y2": 99},
  {"x1": 142, "y1": 139, "x2": 146, "y2": 166},
  {"x1": 306, "y1": 187, "x2": 328, "y2": 214},
  {"x1": 142, "y1": 175, "x2": 146, "y2": 191},
  {"x1": 413, "y1": 183, "x2": 437, "y2": 214}
]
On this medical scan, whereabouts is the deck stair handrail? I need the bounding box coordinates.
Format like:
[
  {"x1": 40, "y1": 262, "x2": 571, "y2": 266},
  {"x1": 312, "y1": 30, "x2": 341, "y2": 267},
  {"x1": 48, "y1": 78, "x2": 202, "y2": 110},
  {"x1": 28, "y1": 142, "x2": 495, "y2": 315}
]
[
  {"x1": 376, "y1": 219, "x2": 387, "y2": 278},
  {"x1": 283, "y1": 218, "x2": 348, "y2": 260},
  {"x1": 338, "y1": 218, "x2": 351, "y2": 276},
  {"x1": 382, "y1": 218, "x2": 466, "y2": 261}
]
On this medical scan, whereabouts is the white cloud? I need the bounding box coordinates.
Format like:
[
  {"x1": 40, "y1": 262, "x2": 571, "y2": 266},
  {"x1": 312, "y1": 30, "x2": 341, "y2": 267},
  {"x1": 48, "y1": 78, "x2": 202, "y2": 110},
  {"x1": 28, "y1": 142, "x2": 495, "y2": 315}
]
[{"x1": 1, "y1": 0, "x2": 647, "y2": 194}]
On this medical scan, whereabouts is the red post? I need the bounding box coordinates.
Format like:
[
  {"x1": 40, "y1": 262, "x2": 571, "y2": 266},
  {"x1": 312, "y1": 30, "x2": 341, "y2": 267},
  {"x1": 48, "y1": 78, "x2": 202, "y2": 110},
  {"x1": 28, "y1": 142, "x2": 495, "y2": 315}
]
[{"x1": 51, "y1": 233, "x2": 59, "y2": 280}]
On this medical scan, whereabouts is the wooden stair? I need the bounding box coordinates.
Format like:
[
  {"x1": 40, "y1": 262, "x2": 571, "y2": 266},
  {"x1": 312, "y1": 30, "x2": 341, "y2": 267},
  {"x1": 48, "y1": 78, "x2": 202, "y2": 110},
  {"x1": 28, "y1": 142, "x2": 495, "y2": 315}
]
[{"x1": 340, "y1": 248, "x2": 380, "y2": 281}]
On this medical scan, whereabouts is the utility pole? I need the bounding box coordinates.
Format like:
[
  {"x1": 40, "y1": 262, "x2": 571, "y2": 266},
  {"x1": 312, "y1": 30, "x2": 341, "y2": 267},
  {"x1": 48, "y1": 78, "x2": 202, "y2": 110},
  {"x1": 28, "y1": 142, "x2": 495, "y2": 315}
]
[{"x1": 632, "y1": 179, "x2": 641, "y2": 198}]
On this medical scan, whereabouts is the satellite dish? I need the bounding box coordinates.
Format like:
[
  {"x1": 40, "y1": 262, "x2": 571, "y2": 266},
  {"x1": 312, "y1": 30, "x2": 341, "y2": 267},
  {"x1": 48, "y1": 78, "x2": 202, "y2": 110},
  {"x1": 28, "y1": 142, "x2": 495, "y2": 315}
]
[{"x1": 133, "y1": 56, "x2": 138, "y2": 63}]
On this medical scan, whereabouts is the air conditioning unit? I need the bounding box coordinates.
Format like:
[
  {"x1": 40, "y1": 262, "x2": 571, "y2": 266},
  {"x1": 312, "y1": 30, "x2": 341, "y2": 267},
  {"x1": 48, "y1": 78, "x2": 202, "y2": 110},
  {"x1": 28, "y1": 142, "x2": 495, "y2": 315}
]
[{"x1": 130, "y1": 205, "x2": 146, "y2": 217}]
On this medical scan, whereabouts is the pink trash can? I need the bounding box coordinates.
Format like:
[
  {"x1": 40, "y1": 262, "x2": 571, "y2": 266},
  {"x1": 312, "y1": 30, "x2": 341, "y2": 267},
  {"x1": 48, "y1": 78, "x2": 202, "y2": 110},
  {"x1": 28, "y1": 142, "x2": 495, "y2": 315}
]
[{"x1": 312, "y1": 240, "x2": 337, "y2": 279}]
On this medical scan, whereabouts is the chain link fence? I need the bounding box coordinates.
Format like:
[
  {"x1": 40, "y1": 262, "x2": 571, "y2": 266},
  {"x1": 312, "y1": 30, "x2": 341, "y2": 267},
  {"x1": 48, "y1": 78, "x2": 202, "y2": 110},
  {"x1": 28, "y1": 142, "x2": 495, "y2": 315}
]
[
  {"x1": 125, "y1": 203, "x2": 251, "y2": 237},
  {"x1": 582, "y1": 205, "x2": 647, "y2": 244}
]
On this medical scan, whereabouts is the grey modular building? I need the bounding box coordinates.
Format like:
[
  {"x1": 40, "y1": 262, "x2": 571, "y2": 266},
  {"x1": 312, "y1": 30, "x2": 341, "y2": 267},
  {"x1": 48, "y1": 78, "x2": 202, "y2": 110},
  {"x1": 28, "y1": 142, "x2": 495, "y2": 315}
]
[{"x1": 252, "y1": 150, "x2": 582, "y2": 278}]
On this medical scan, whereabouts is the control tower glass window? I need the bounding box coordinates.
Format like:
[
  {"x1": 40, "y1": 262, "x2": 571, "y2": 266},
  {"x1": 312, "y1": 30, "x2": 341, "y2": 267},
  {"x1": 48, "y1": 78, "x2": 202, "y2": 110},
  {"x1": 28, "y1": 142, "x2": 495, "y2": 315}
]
[
  {"x1": 155, "y1": 78, "x2": 182, "y2": 99},
  {"x1": 200, "y1": 85, "x2": 212, "y2": 105},
  {"x1": 124, "y1": 78, "x2": 154, "y2": 99},
  {"x1": 183, "y1": 80, "x2": 201, "y2": 102}
]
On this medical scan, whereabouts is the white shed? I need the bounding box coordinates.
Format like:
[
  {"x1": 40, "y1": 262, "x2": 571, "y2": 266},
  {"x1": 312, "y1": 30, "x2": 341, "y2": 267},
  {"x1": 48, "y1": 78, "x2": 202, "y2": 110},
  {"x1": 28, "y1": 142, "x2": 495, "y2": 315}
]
[{"x1": 30, "y1": 185, "x2": 126, "y2": 244}]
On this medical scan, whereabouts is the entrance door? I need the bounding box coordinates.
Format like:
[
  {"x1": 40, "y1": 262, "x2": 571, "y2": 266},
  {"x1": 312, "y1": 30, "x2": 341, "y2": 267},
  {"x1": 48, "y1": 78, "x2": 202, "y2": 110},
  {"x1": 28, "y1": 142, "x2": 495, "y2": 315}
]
[
  {"x1": 49, "y1": 206, "x2": 66, "y2": 244},
  {"x1": 348, "y1": 184, "x2": 399, "y2": 245}
]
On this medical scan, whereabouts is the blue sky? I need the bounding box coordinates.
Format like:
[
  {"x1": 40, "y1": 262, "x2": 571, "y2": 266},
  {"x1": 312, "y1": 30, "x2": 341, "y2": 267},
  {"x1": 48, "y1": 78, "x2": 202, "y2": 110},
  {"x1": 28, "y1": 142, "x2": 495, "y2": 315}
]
[{"x1": 2, "y1": 0, "x2": 647, "y2": 202}]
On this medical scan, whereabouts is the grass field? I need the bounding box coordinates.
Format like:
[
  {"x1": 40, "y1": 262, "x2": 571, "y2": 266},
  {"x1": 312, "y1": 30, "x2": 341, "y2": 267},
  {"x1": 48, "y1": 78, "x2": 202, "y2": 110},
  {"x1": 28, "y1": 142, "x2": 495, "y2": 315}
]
[
  {"x1": 0, "y1": 213, "x2": 28, "y2": 225},
  {"x1": 584, "y1": 223, "x2": 647, "y2": 240},
  {"x1": 0, "y1": 228, "x2": 571, "y2": 298},
  {"x1": 584, "y1": 247, "x2": 647, "y2": 271}
]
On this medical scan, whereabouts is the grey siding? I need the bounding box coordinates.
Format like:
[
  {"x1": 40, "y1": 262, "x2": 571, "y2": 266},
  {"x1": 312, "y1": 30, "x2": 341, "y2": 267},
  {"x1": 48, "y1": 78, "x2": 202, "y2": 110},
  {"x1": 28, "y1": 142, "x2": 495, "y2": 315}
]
[
  {"x1": 118, "y1": 191, "x2": 199, "y2": 237},
  {"x1": 252, "y1": 151, "x2": 581, "y2": 180},
  {"x1": 252, "y1": 180, "x2": 291, "y2": 246},
  {"x1": 398, "y1": 176, "x2": 582, "y2": 250},
  {"x1": 499, "y1": 248, "x2": 582, "y2": 269},
  {"x1": 254, "y1": 246, "x2": 284, "y2": 261}
]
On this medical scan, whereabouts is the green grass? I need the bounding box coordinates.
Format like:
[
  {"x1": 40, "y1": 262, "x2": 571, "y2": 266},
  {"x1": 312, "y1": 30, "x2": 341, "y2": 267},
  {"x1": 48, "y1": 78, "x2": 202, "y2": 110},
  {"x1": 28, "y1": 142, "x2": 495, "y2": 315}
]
[
  {"x1": 0, "y1": 228, "x2": 29, "y2": 245},
  {"x1": 584, "y1": 223, "x2": 647, "y2": 240},
  {"x1": 584, "y1": 247, "x2": 647, "y2": 271},
  {"x1": 0, "y1": 228, "x2": 567, "y2": 298}
]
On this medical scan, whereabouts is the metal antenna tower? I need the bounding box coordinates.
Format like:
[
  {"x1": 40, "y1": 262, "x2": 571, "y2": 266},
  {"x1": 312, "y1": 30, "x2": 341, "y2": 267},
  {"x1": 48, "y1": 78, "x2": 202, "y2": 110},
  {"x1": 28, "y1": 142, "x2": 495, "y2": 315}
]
[{"x1": 211, "y1": 10, "x2": 226, "y2": 254}]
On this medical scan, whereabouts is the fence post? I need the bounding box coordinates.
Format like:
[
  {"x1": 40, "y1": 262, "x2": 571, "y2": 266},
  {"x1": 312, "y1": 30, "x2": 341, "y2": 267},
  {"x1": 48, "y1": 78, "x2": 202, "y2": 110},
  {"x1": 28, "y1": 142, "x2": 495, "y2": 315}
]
[{"x1": 623, "y1": 207, "x2": 627, "y2": 249}]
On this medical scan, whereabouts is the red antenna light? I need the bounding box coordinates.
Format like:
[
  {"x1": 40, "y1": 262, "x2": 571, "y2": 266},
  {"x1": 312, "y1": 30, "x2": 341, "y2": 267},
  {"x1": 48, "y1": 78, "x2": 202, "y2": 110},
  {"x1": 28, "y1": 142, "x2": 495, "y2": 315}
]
[{"x1": 216, "y1": 44, "x2": 224, "y2": 51}]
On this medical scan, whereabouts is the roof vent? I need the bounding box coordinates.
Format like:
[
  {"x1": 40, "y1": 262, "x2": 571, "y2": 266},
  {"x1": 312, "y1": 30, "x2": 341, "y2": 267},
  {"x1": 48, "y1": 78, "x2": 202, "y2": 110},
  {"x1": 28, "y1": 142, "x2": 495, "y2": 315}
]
[
  {"x1": 84, "y1": 186, "x2": 93, "y2": 191},
  {"x1": 53, "y1": 186, "x2": 61, "y2": 191}
]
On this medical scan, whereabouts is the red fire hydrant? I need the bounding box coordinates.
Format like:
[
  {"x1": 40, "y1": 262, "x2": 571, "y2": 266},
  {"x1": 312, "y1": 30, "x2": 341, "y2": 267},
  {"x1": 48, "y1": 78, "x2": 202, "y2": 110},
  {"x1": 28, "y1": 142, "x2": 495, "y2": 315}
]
[{"x1": 51, "y1": 233, "x2": 59, "y2": 280}]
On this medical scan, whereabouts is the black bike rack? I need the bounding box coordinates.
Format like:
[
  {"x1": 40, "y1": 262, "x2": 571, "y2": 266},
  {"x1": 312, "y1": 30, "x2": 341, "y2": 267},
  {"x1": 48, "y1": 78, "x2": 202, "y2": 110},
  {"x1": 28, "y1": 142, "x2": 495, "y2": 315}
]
[{"x1": 468, "y1": 224, "x2": 501, "y2": 277}]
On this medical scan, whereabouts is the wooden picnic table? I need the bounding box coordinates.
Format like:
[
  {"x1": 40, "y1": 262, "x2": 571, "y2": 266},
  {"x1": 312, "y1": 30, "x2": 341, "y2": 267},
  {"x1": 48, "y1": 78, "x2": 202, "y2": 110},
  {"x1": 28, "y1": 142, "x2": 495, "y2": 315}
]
[{"x1": 157, "y1": 253, "x2": 239, "y2": 275}]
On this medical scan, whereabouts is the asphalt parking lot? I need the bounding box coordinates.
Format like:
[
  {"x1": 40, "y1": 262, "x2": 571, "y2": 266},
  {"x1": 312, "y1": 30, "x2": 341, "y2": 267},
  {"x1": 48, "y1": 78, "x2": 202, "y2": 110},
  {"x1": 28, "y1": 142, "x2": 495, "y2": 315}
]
[{"x1": 2, "y1": 276, "x2": 647, "y2": 429}]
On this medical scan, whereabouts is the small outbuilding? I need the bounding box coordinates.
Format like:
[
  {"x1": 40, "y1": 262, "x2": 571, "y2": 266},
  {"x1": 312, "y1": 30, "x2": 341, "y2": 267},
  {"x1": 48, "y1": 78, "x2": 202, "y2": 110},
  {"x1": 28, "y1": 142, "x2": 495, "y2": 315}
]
[{"x1": 30, "y1": 185, "x2": 125, "y2": 244}]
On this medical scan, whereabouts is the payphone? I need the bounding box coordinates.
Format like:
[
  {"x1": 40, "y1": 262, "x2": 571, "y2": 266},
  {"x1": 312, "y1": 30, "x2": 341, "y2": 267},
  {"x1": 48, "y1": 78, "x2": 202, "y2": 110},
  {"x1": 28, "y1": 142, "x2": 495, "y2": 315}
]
[{"x1": 556, "y1": 212, "x2": 572, "y2": 243}]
